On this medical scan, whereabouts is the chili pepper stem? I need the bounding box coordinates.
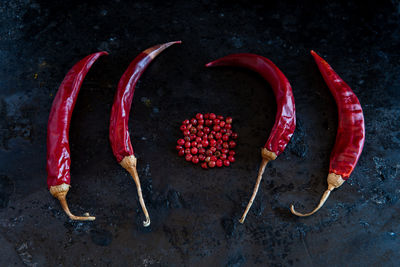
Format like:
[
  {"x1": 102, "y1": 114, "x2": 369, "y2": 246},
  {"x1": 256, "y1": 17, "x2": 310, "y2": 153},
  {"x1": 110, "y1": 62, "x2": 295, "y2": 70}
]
[
  {"x1": 50, "y1": 183, "x2": 95, "y2": 221},
  {"x1": 120, "y1": 155, "x2": 151, "y2": 227},
  {"x1": 239, "y1": 148, "x2": 277, "y2": 224},
  {"x1": 290, "y1": 173, "x2": 345, "y2": 217}
]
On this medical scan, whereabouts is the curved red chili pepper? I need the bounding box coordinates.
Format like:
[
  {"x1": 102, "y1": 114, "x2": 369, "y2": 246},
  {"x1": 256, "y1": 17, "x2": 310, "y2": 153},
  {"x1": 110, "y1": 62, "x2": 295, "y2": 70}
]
[
  {"x1": 290, "y1": 51, "x2": 365, "y2": 216},
  {"x1": 110, "y1": 41, "x2": 181, "y2": 227},
  {"x1": 47, "y1": 51, "x2": 108, "y2": 221},
  {"x1": 206, "y1": 54, "x2": 296, "y2": 223}
]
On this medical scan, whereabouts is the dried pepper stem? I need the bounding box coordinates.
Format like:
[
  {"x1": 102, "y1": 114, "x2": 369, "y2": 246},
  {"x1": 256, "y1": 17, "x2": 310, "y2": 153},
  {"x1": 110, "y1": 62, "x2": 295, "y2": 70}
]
[
  {"x1": 50, "y1": 183, "x2": 95, "y2": 221},
  {"x1": 120, "y1": 155, "x2": 150, "y2": 227},
  {"x1": 239, "y1": 148, "x2": 276, "y2": 223},
  {"x1": 290, "y1": 173, "x2": 345, "y2": 216}
]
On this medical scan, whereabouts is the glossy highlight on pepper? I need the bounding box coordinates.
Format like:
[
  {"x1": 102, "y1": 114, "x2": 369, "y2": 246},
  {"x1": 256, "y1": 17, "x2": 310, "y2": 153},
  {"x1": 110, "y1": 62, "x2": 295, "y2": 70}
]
[
  {"x1": 206, "y1": 53, "x2": 296, "y2": 223},
  {"x1": 290, "y1": 50, "x2": 365, "y2": 217},
  {"x1": 109, "y1": 41, "x2": 181, "y2": 227},
  {"x1": 47, "y1": 51, "x2": 108, "y2": 221}
]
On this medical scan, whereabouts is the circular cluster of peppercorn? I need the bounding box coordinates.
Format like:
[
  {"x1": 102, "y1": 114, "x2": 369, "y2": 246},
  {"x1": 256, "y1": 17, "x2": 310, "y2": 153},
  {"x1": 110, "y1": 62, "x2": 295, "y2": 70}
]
[{"x1": 176, "y1": 113, "x2": 238, "y2": 169}]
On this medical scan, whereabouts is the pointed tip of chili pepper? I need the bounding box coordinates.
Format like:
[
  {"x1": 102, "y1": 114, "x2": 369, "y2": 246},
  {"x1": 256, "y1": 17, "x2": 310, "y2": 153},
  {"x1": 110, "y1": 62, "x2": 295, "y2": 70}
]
[
  {"x1": 143, "y1": 41, "x2": 182, "y2": 59},
  {"x1": 205, "y1": 55, "x2": 233, "y2": 68},
  {"x1": 310, "y1": 50, "x2": 326, "y2": 63},
  {"x1": 310, "y1": 50, "x2": 334, "y2": 74},
  {"x1": 164, "y1": 41, "x2": 182, "y2": 47},
  {"x1": 204, "y1": 60, "x2": 217, "y2": 68}
]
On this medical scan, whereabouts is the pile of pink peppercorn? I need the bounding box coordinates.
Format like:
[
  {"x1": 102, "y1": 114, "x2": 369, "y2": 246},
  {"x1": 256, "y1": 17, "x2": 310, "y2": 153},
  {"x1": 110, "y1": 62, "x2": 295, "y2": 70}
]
[{"x1": 176, "y1": 113, "x2": 238, "y2": 169}]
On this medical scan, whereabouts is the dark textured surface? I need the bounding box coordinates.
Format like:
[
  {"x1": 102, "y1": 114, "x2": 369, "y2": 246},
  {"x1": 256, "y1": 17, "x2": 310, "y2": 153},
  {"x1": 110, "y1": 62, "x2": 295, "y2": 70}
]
[{"x1": 0, "y1": 0, "x2": 399, "y2": 266}]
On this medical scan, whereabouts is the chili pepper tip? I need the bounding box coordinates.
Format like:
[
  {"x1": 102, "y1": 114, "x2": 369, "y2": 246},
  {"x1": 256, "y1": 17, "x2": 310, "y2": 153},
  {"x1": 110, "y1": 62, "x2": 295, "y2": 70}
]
[
  {"x1": 311, "y1": 50, "x2": 324, "y2": 61},
  {"x1": 204, "y1": 61, "x2": 215, "y2": 67}
]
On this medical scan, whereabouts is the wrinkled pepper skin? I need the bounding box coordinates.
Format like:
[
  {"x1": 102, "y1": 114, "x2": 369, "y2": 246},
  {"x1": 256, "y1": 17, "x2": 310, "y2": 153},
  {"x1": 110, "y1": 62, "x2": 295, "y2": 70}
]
[
  {"x1": 311, "y1": 50, "x2": 365, "y2": 179},
  {"x1": 110, "y1": 41, "x2": 181, "y2": 162},
  {"x1": 206, "y1": 53, "x2": 296, "y2": 156},
  {"x1": 47, "y1": 52, "x2": 108, "y2": 189}
]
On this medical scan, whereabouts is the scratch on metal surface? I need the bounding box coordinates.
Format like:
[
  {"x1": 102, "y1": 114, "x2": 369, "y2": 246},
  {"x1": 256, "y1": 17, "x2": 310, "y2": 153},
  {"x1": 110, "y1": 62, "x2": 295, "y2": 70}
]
[{"x1": 299, "y1": 230, "x2": 314, "y2": 267}]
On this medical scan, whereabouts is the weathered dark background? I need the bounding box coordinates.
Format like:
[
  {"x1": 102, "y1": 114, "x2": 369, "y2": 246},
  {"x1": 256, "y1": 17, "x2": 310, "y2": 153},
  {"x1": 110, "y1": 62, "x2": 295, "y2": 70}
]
[{"x1": 0, "y1": 0, "x2": 399, "y2": 266}]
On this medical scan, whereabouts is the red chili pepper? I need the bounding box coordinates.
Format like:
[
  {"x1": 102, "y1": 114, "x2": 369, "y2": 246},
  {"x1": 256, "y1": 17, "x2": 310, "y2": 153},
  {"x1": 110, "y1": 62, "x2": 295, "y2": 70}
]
[
  {"x1": 290, "y1": 51, "x2": 365, "y2": 216},
  {"x1": 206, "y1": 54, "x2": 296, "y2": 223},
  {"x1": 110, "y1": 41, "x2": 181, "y2": 227},
  {"x1": 47, "y1": 51, "x2": 108, "y2": 221}
]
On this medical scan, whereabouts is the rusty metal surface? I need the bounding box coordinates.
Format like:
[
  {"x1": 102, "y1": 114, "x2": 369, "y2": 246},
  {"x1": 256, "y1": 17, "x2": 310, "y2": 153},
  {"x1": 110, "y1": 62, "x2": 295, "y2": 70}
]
[{"x1": 0, "y1": 1, "x2": 399, "y2": 266}]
